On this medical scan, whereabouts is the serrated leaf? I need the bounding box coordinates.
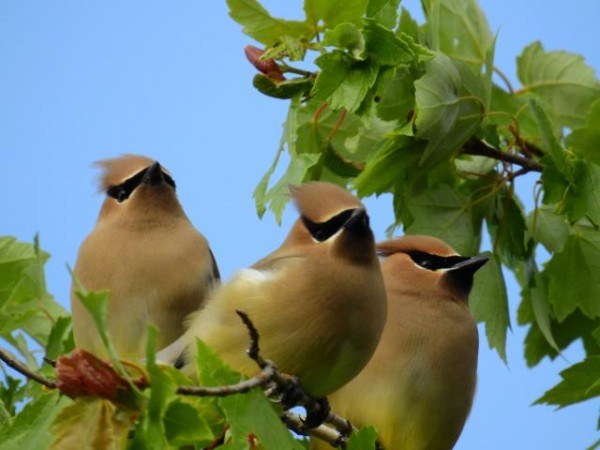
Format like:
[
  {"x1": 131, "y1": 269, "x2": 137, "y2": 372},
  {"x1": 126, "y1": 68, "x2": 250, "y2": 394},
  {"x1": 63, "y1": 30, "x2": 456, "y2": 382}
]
[
  {"x1": 50, "y1": 398, "x2": 129, "y2": 450},
  {"x1": 227, "y1": 0, "x2": 313, "y2": 45},
  {"x1": 398, "y1": 7, "x2": 419, "y2": 40},
  {"x1": 424, "y1": 0, "x2": 493, "y2": 68},
  {"x1": 564, "y1": 161, "x2": 600, "y2": 225},
  {"x1": 372, "y1": 66, "x2": 415, "y2": 121},
  {"x1": 194, "y1": 340, "x2": 304, "y2": 449},
  {"x1": 415, "y1": 54, "x2": 484, "y2": 165},
  {"x1": 346, "y1": 426, "x2": 378, "y2": 449},
  {"x1": 313, "y1": 51, "x2": 379, "y2": 112},
  {"x1": 543, "y1": 229, "x2": 600, "y2": 321},
  {"x1": 566, "y1": 100, "x2": 600, "y2": 165},
  {"x1": 363, "y1": 20, "x2": 427, "y2": 66},
  {"x1": 163, "y1": 400, "x2": 214, "y2": 447},
  {"x1": 366, "y1": 0, "x2": 400, "y2": 29},
  {"x1": 353, "y1": 137, "x2": 422, "y2": 197},
  {"x1": 527, "y1": 206, "x2": 570, "y2": 253},
  {"x1": 44, "y1": 316, "x2": 72, "y2": 361},
  {"x1": 517, "y1": 41, "x2": 600, "y2": 129},
  {"x1": 262, "y1": 35, "x2": 307, "y2": 61},
  {"x1": 304, "y1": 0, "x2": 368, "y2": 28},
  {"x1": 130, "y1": 328, "x2": 176, "y2": 449},
  {"x1": 469, "y1": 254, "x2": 510, "y2": 362},
  {"x1": 526, "y1": 261, "x2": 560, "y2": 352},
  {"x1": 536, "y1": 356, "x2": 600, "y2": 407},
  {"x1": 0, "y1": 392, "x2": 66, "y2": 450},
  {"x1": 406, "y1": 184, "x2": 477, "y2": 255},
  {"x1": 0, "y1": 236, "x2": 68, "y2": 348},
  {"x1": 528, "y1": 98, "x2": 573, "y2": 181},
  {"x1": 322, "y1": 23, "x2": 365, "y2": 58},
  {"x1": 261, "y1": 153, "x2": 322, "y2": 223},
  {"x1": 487, "y1": 188, "x2": 529, "y2": 265}
]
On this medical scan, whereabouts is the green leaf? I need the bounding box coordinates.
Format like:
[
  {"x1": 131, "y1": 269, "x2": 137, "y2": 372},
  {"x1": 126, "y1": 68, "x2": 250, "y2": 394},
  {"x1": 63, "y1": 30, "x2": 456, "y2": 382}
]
[
  {"x1": 398, "y1": 7, "x2": 419, "y2": 40},
  {"x1": 194, "y1": 340, "x2": 304, "y2": 449},
  {"x1": 347, "y1": 426, "x2": 378, "y2": 449},
  {"x1": 424, "y1": 0, "x2": 493, "y2": 68},
  {"x1": 527, "y1": 206, "x2": 570, "y2": 253},
  {"x1": 526, "y1": 261, "x2": 560, "y2": 352},
  {"x1": 487, "y1": 188, "x2": 529, "y2": 265},
  {"x1": 353, "y1": 137, "x2": 422, "y2": 197},
  {"x1": 304, "y1": 0, "x2": 368, "y2": 28},
  {"x1": 567, "y1": 99, "x2": 600, "y2": 165},
  {"x1": 363, "y1": 20, "x2": 430, "y2": 66},
  {"x1": 50, "y1": 398, "x2": 130, "y2": 450},
  {"x1": 130, "y1": 327, "x2": 176, "y2": 449},
  {"x1": 366, "y1": 0, "x2": 400, "y2": 29},
  {"x1": 536, "y1": 356, "x2": 600, "y2": 407},
  {"x1": 260, "y1": 153, "x2": 322, "y2": 223},
  {"x1": 322, "y1": 23, "x2": 365, "y2": 58},
  {"x1": 470, "y1": 254, "x2": 510, "y2": 362},
  {"x1": 528, "y1": 98, "x2": 573, "y2": 181},
  {"x1": 262, "y1": 35, "x2": 307, "y2": 61},
  {"x1": 163, "y1": 400, "x2": 214, "y2": 447},
  {"x1": 252, "y1": 74, "x2": 314, "y2": 99},
  {"x1": 406, "y1": 184, "x2": 477, "y2": 255},
  {"x1": 372, "y1": 66, "x2": 415, "y2": 121},
  {"x1": 517, "y1": 41, "x2": 600, "y2": 129},
  {"x1": 313, "y1": 51, "x2": 379, "y2": 112},
  {"x1": 0, "y1": 392, "x2": 66, "y2": 450},
  {"x1": 414, "y1": 54, "x2": 485, "y2": 166},
  {"x1": 43, "y1": 316, "x2": 72, "y2": 361},
  {"x1": 0, "y1": 236, "x2": 68, "y2": 348},
  {"x1": 543, "y1": 229, "x2": 600, "y2": 321},
  {"x1": 564, "y1": 161, "x2": 600, "y2": 225},
  {"x1": 227, "y1": 0, "x2": 314, "y2": 45}
]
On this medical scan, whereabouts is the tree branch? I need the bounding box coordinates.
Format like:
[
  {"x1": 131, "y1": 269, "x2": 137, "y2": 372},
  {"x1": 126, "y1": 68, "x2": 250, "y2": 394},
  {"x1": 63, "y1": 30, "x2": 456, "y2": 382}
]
[
  {"x1": 0, "y1": 347, "x2": 56, "y2": 389},
  {"x1": 461, "y1": 138, "x2": 543, "y2": 173}
]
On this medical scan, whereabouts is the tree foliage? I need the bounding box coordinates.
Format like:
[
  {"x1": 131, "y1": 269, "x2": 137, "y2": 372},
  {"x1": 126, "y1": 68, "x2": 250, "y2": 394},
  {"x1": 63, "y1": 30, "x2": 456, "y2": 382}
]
[{"x1": 1, "y1": 0, "x2": 600, "y2": 448}]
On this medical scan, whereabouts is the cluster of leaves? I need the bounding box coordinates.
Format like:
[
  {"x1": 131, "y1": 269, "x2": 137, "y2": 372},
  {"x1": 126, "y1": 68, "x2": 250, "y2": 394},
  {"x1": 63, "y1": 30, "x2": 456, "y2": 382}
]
[
  {"x1": 0, "y1": 237, "x2": 376, "y2": 449},
  {"x1": 231, "y1": 0, "x2": 600, "y2": 429}
]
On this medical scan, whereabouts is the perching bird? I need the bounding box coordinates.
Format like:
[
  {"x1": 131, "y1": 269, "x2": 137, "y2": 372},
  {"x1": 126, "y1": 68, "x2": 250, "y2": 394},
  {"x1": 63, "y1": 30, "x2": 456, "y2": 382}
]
[
  {"x1": 162, "y1": 182, "x2": 387, "y2": 400},
  {"x1": 312, "y1": 235, "x2": 487, "y2": 450},
  {"x1": 71, "y1": 154, "x2": 219, "y2": 361}
]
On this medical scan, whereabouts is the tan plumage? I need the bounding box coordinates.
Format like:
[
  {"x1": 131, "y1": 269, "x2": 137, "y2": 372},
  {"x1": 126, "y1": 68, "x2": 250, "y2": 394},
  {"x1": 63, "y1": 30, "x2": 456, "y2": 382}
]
[
  {"x1": 172, "y1": 182, "x2": 387, "y2": 398},
  {"x1": 71, "y1": 154, "x2": 219, "y2": 360},
  {"x1": 313, "y1": 235, "x2": 487, "y2": 450}
]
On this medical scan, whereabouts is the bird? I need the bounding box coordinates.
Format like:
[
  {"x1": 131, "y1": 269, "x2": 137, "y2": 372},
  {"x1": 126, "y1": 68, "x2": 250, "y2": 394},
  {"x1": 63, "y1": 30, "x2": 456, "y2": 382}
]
[
  {"x1": 312, "y1": 235, "x2": 487, "y2": 450},
  {"x1": 163, "y1": 181, "x2": 387, "y2": 402},
  {"x1": 70, "y1": 154, "x2": 219, "y2": 361}
]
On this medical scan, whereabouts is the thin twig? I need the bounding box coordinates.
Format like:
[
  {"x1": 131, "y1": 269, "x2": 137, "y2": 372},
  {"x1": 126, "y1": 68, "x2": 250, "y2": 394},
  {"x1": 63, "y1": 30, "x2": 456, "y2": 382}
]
[
  {"x1": 177, "y1": 365, "x2": 276, "y2": 397},
  {"x1": 282, "y1": 411, "x2": 348, "y2": 448},
  {"x1": 0, "y1": 347, "x2": 56, "y2": 389},
  {"x1": 461, "y1": 138, "x2": 543, "y2": 172}
]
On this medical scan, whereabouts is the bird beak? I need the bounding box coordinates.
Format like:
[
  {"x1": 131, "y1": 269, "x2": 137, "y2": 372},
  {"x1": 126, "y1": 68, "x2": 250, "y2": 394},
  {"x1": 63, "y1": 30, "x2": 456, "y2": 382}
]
[
  {"x1": 142, "y1": 162, "x2": 165, "y2": 186},
  {"x1": 343, "y1": 208, "x2": 369, "y2": 232},
  {"x1": 447, "y1": 255, "x2": 489, "y2": 276}
]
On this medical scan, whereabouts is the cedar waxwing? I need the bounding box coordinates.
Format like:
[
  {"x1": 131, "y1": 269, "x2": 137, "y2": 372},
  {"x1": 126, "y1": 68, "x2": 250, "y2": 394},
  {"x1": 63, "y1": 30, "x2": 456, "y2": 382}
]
[
  {"x1": 160, "y1": 182, "x2": 387, "y2": 400},
  {"x1": 312, "y1": 235, "x2": 487, "y2": 450},
  {"x1": 71, "y1": 154, "x2": 219, "y2": 361}
]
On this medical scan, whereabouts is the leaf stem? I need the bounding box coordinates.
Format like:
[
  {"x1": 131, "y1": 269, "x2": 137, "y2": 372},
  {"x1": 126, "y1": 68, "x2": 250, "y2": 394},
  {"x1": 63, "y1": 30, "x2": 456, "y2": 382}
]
[{"x1": 461, "y1": 138, "x2": 543, "y2": 172}]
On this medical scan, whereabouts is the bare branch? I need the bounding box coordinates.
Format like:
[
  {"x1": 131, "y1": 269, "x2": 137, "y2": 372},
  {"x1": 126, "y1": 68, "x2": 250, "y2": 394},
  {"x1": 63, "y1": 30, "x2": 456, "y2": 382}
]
[
  {"x1": 177, "y1": 365, "x2": 276, "y2": 397},
  {"x1": 282, "y1": 411, "x2": 348, "y2": 448},
  {"x1": 0, "y1": 347, "x2": 56, "y2": 389},
  {"x1": 461, "y1": 138, "x2": 543, "y2": 172}
]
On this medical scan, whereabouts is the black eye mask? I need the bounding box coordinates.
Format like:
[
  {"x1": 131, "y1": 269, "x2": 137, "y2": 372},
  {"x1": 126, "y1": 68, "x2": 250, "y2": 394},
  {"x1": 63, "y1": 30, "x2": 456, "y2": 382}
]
[
  {"x1": 407, "y1": 251, "x2": 469, "y2": 271},
  {"x1": 301, "y1": 208, "x2": 357, "y2": 242},
  {"x1": 106, "y1": 166, "x2": 176, "y2": 203}
]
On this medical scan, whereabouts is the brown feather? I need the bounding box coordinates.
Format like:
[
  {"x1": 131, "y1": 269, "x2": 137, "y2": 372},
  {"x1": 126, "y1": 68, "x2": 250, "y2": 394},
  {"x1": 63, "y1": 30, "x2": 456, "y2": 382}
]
[
  {"x1": 95, "y1": 154, "x2": 157, "y2": 191},
  {"x1": 290, "y1": 182, "x2": 363, "y2": 223}
]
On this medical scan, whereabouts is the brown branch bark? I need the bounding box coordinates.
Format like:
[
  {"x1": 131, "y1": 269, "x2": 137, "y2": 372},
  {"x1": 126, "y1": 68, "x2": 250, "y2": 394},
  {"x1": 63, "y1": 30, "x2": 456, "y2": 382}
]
[
  {"x1": 0, "y1": 347, "x2": 56, "y2": 389},
  {"x1": 461, "y1": 138, "x2": 544, "y2": 173}
]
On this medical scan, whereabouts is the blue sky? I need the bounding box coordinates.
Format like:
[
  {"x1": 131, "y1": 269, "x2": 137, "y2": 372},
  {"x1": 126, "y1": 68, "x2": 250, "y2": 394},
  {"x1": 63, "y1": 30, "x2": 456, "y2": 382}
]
[{"x1": 2, "y1": 1, "x2": 599, "y2": 448}]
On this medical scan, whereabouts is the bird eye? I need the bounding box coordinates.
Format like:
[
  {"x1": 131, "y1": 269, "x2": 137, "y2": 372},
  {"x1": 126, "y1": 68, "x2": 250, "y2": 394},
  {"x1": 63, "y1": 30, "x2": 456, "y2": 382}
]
[
  {"x1": 302, "y1": 209, "x2": 356, "y2": 242},
  {"x1": 407, "y1": 251, "x2": 469, "y2": 271}
]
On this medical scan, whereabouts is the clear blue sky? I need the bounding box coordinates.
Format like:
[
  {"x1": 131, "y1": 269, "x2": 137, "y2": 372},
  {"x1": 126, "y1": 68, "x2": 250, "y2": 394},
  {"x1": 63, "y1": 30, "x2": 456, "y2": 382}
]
[{"x1": 2, "y1": 1, "x2": 599, "y2": 448}]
